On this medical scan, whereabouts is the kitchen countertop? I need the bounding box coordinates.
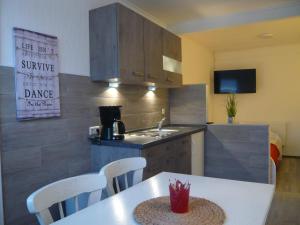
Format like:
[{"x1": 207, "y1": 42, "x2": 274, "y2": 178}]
[{"x1": 89, "y1": 124, "x2": 206, "y2": 149}]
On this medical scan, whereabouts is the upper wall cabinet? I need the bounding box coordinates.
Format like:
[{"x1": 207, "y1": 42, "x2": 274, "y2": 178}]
[
  {"x1": 89, "y1": 3, "x2": 182, "y2": 87},
  {"x1": 162, "y1": 29, "x2": 182, "y2": 87},
  {"x1": 90, "y1": 3, "x2": 144, "y2": 84},
  {"x1": 118, "y1": 4, "x2": 145, "y2": 84},
  {"x1": 89, "y1": 4, "x2": 118, "y2": 81},
  {"x1": 163, "y1": 29, "x2": 182, "y2": 61},
  {"x1": 144, "y1": 19, "x2": 163, "y2": 84}
]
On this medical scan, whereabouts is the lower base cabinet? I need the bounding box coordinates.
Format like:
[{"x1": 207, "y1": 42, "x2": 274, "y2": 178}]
[
  {"x1": 91, "y1": 135, "x2": 192, "y2": 181},
  {"x1": 142, "y1": 135, "x2": 191, "y2": 179}
]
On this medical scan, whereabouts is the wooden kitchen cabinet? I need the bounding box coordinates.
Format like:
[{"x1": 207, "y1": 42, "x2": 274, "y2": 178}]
[
  {"x1": 141, "y1": 142, "x2": 167, "y2": 179},
  {"x1": 118, "y1": 4, "x2": 145, "y2": 84},
  {"x1": 89, "y1": 3, "x2": 182, "y2": 87},
  {"x1": 142, "y1": 136, "x2": 191, "y2": 179},
  {"x1": 91, "y1": 131, "x2": 196, "y2": 184},
  {"x1": 89, "y1": 3, "x2": 144, "y2": 83},
  {"x1": 89, "y1": 4, "x2": 117, "y2": 81},
  {"x1": 144, "y1": 19, "x2": 163, "y2": 84},
  {"x1": 162, "y1": 29, "x2": 182, "y2": 87},
  {"x1": 164, "y1": 71, "x2": 183, "y2": 88},
  {"x1": 174, "y1": 136, "x2": 191, "y2": 174},
  {"x1": 163, "y1": 29, "x2": 182, "y2": 61}
]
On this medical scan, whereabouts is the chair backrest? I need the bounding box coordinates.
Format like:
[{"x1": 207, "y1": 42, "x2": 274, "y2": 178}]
[
  {"x1": 27, "y1": 174, "x2": 106, "y2": 225},
  {"x1": 99, "y1": 157, "x2": 146, "y2": 196}
]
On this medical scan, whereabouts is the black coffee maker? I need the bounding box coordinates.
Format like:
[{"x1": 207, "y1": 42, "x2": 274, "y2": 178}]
[{"x1": 99, "y1": 106, "x2": 126, "y2": 140}]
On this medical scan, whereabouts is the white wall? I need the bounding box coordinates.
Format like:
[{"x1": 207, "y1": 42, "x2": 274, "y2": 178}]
[
  {"x1": 181, "y1": 37, "x2": 214, "y2": 122},
  {"x1": 0, "y1": 0, "x2": 164, "y2": 76}
]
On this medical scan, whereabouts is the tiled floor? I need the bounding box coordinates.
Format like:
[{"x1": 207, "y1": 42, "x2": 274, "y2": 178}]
[{"x1": 266, "y1": 157, "x2": 300, "y2": 225}]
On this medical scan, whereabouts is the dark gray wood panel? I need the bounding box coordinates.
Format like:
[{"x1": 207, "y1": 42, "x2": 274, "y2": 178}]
[
  {"x1": 2, "y1": 147, "x2": 42, "y2": 174},
  {"x1": 171, "y1": 135, "x2": 191, "y2": 174},
  {"x1": 144, "y1": 18, "x2": 163, "y2": 83},
  {"x1": 89, "y1": 3, "x2": 182, "y2": 88},
  {"x1": 205, "y1": 124, "x2": 269, "y2": 183},
  {"x1": 162, "y1": 29, "x2": 182, "y2": 61},
  {"x1": 141, "y1": 135, "x2": 191, "y2": 179},
  {"x1": 117, "y1": 4, "x2": 145, "y2": 84},
  {"x1": 89, "y1": 4, "x2": 118, "y2": 80},
  {"x1": 91, "y1": 145, "x2": 140, "y2": 172},
  {"x1": 141, "y1": 141, "x2": 170, "y2": 179},
  {"x1": 0, "y1": 66, "x2": 169, "y2": 225},
  {"x1": 170, "y1": 84, "x2": 206, "y2": 125},
  {"x1": 164, "y1": 71, "x2": 182, "y2": 88}
]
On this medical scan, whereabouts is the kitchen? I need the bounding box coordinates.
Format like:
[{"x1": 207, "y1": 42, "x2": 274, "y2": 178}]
[
  {"x1": 1, "y1": 2, "x2": 209, "y2": 221},
  {"x1": 2, "y1": 0, "x2": 300, "y2": 225}
]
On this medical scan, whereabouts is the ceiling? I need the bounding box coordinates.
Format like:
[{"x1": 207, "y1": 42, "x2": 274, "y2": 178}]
[
  {"x1": 126, "y1": 0, "x2": 300, "y2": 26},
  {"x1": 183, "y1": 16, "x2": 300, "y2": 52}
]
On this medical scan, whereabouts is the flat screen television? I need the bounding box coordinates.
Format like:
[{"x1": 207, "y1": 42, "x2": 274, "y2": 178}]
[{"x1": 214, "y1": 69, "x2": 256, "y2": 94}]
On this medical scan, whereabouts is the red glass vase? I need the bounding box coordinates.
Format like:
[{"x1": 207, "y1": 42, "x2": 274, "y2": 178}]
[{"x1": 169, "y1": 180, "x2": 190, "y2": 213}]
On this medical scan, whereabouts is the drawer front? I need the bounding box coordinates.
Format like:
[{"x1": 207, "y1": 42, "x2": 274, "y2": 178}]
[{"x1": 142, "y1": 136, "x2": 192, "y2": 179}]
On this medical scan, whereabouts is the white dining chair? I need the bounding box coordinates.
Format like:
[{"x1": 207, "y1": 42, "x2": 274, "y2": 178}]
[
  {"x1": 270, "y1": 158, "x2": 277, "y2": 185},
  {"x1": 99, "y1": 157, "x2": 146, "y2": 196},
  {"x1": 27, "y1": 174, "x2": 107, "y2": 225}
]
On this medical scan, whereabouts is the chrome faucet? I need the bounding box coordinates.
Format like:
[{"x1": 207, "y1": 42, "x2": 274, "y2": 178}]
[{"x1": 158, "y1": 117, "x2": 166, "y2": 131}]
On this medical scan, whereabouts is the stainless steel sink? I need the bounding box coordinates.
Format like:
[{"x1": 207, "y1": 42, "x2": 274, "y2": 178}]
[{"x1": 129, "y1": 128, "x2": 179, "y2": 138}]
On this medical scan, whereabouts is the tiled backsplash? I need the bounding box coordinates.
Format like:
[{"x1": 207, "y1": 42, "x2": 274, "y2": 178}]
[
  {"x1": 0, "y1": 66, "x2": 169, "y2": 225},
  {"x1": 170, "y1": 84, "x2": 206, "y2": 125}
]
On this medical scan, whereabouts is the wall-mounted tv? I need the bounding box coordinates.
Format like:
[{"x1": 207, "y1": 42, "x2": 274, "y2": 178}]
[{"x1": 214, "y1": 69, "x2": 256, "y2": 94}]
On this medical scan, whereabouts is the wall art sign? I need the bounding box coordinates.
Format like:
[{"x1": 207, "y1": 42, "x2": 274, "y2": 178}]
[{"x1": 14, "y1": 28, "x2": 60, "y2": 120}]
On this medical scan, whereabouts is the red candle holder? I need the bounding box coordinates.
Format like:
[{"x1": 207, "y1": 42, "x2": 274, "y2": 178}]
[{"x1": 169, "y1": 180, "x2": 190, "y2": 213}]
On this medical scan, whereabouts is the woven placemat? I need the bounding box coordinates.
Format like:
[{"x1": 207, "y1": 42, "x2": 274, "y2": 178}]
[{"x1": 134, "y1": 196, "x2": 226, "y2": 225}]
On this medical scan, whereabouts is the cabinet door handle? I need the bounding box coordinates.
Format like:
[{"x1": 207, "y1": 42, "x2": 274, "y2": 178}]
[
  {"x1": 132, "y1": 71, "x2": 144, "y2": 77},
  {"x1": 148, "y1": 74, "x2": 157, "y2": 79},
  {"x1": 166, "y1": 78, "x2": 172, "y2": 82}
]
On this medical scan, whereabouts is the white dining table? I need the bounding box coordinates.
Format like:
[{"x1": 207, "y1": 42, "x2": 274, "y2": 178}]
[{"x1": 51, "y1": 172, "x2": 275, "y2": 225}]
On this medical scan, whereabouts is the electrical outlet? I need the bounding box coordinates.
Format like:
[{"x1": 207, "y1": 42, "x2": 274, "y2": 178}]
[
  {"x1": 89, "y1": 126, "x2": 100, "y2": 136},
  {"x1": 161, "y1": 108, "x2": 165, "y2": 116}
]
